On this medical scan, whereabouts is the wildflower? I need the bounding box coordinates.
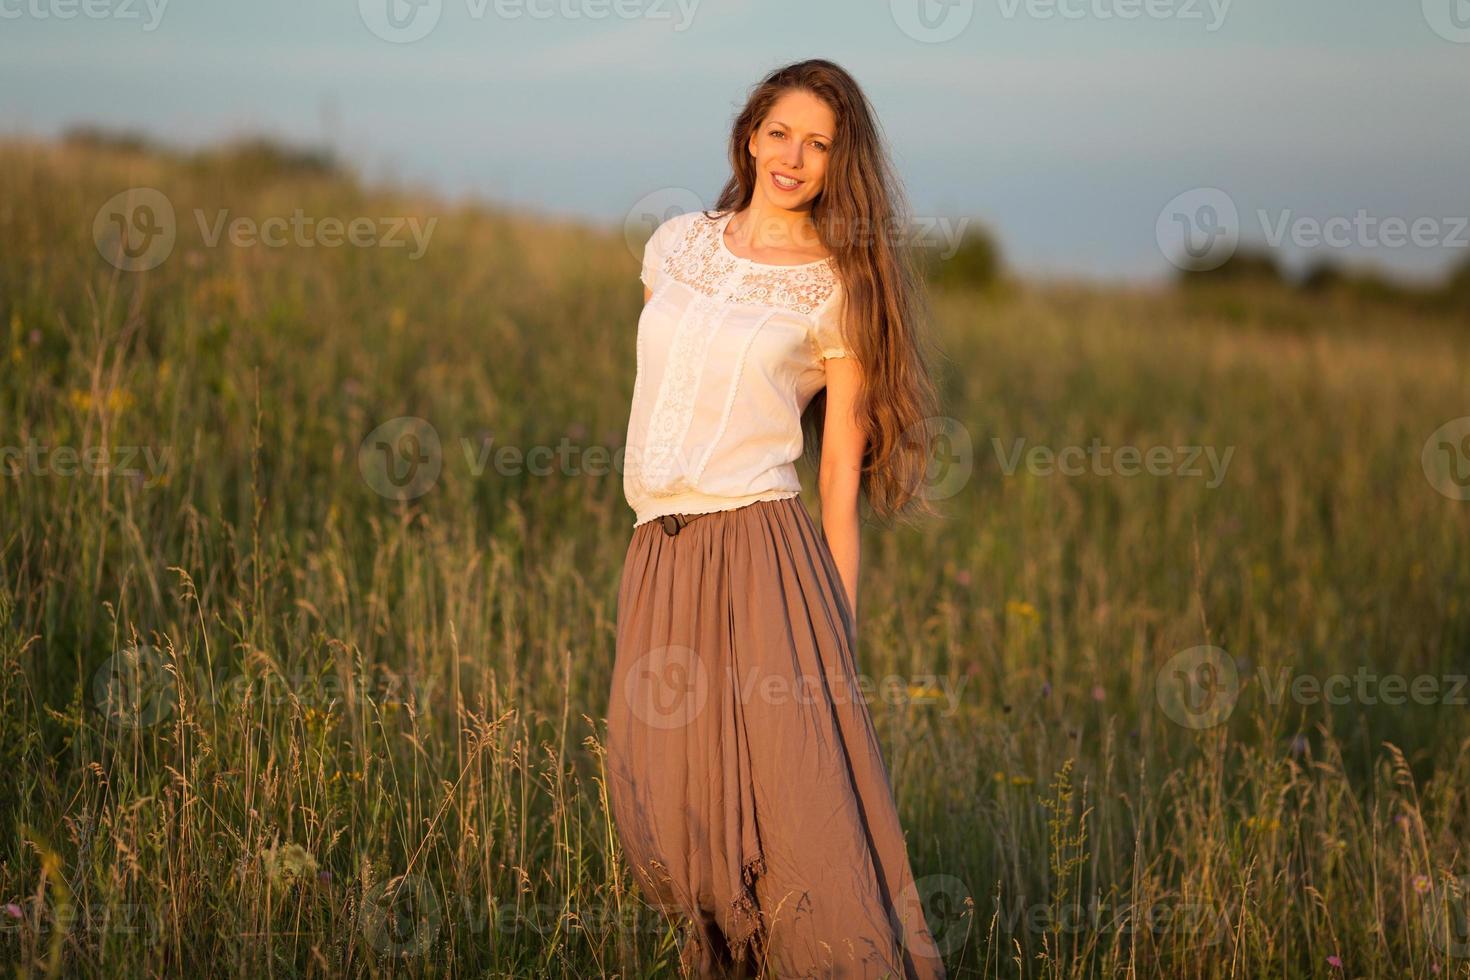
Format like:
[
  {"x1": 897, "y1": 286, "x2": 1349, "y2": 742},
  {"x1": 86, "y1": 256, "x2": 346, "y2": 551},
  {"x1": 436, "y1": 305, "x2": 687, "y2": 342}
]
[
  {"x1": 907, "y1": 684, "x2": 943, "y2": 703},
  {"x1": 3, "y1": 903, "x2": 21, "y2": 919},
  {"x1": 1009, "y1": 775, "x2": 1034, "y2": 787},
  {"x1": 1414, "y1": 875, "x2": 1431, "y2": 895},
  {"x1": 1040, "y1": 681, "x2": 1051, "y2": 698},
  {"x1": 953, "y1": 569, "x2": 972, "y2": 587},
  {"x1": 262, "y1": 843, "x2": 319, "y2": 889},
  {"x1": 1005, "y1": 599, "x2": 1039, "y2": 621},
  {"x1": 1090, "y1": 685, "x2": 1105, "y2": 702},
  {"x1": 1327, "y1": 954, "x2": 1342, "y2": 969},
  {"x1": 992, "y1": 771, "x2": 1006, "y2": 783}
]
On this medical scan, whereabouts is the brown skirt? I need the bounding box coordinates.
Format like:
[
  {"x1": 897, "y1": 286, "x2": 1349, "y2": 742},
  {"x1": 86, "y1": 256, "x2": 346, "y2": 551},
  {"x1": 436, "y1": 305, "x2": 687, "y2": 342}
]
[{"x1": 606, "y1": 495, "x2": 947, "y2": 979}]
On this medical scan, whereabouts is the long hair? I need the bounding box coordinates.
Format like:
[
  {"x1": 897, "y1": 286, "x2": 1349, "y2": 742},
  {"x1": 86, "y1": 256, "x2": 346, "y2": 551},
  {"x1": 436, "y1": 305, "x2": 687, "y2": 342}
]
[{"x1": 710, "y1": 58, "x2": 942, "y2": 526}]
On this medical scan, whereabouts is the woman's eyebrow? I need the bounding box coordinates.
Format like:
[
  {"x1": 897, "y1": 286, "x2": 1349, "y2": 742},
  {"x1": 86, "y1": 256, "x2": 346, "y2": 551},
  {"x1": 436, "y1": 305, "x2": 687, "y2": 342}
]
[{"x1": 769, "y1": 119, "x2": 833, "y2": 141}]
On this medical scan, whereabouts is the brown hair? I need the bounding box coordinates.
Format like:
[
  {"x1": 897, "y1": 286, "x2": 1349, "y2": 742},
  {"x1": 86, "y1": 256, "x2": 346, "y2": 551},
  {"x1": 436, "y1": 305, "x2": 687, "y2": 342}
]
[{"x1": 710, "y1": 58, "x2": 943, "y2": 526}]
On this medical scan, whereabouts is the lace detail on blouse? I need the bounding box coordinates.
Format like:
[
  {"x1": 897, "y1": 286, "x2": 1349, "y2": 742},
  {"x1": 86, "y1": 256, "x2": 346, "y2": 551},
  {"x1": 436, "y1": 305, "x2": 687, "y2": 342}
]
[
  {"x1": 658, "y1": 211, "x2": 838, "y2": 316},
  {"x1": 625, "y1": 209, "x2": 848, "y2": 527},
  {"x1": 637, "y1": 291, "x2": 726, "y2": 492}
]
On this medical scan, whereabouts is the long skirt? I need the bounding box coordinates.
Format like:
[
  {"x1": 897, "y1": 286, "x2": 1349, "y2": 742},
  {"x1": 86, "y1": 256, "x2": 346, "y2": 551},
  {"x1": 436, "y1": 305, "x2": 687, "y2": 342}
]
[{"x1": 605, "y1": 495, "x2": 947, "y2": 979}]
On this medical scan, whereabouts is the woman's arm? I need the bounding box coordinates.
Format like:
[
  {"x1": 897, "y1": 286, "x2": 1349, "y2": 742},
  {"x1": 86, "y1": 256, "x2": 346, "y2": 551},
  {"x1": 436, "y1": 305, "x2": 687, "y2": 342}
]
[{"x1": 818, "y1": 356, "x2": 866, "y2": 626}]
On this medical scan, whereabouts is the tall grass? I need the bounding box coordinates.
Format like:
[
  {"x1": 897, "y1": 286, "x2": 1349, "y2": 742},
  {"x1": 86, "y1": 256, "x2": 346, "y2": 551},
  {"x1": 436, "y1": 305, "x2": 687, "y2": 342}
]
[{"x1": 1, "y1": 138, "x2": 1467, "y2": 977}]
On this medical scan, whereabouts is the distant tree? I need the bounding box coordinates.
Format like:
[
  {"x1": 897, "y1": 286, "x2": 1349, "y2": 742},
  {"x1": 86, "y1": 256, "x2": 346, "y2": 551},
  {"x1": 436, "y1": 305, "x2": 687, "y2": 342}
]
[
  {"x1": 61, "y1": 125, "x2": 158, "y2": 155},
  {"x1": 1299, "y1": 257, "x2": 1344, "y2": 293},
  {"x1": 920, "y1": 223, "x2": 1003, "y2": 292},
  {"x1": 1175, "y1": 246, "x2": 1284, "y2": 286},
  {"x1": 189, "y1": 137, "x2": 341, "y2": 182}
]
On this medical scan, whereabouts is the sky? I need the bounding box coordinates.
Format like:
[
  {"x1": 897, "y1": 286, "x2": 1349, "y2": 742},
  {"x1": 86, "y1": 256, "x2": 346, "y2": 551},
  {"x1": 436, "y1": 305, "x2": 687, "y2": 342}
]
[{"x1": 3, "y1": 0, "x2": 1468, "y2": 283}]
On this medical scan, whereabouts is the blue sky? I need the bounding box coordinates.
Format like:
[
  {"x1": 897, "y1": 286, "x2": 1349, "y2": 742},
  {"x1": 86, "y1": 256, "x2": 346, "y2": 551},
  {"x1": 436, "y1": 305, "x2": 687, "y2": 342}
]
[{"x1": 4, "y1": 0, "x2": 1467, "y2": 282}]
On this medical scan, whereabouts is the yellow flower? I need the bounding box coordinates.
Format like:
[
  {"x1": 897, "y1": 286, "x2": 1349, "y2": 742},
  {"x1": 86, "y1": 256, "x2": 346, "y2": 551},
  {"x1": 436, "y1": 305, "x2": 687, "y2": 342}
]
[
  {"x1": 993, "y1": 771, "x2": 1006, "y2": 783},
  {"x1": 1009, "y1": 775, "x2": 1034, "y2": 787},
  {"x1": 1005, "y1": 599, "x2": 1039, "y2": 621},
  {"x1": 67, "y1": 387, "x2": 134, "y2": 415}
]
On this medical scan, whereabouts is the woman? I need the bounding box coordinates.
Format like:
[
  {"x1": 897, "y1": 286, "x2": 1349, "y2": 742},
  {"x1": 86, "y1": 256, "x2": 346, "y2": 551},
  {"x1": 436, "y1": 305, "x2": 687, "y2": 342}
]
[{"x1": 606, "y1": 59, "x2": 947, "y2": 979}]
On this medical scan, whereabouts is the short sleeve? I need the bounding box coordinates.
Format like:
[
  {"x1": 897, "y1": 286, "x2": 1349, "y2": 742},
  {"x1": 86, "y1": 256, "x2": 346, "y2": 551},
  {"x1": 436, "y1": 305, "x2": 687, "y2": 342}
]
[
  {"x1": 639, "y1": 213, "x2": 685, "y2": 292},
  {"x1": 810, "y1": 282, "x2": 851, "y2": 360}
]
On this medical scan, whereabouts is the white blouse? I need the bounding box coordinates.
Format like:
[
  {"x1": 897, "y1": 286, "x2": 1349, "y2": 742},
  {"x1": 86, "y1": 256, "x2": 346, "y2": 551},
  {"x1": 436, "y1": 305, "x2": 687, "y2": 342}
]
[{"x1": 623, "y1": 209, "x2": 851, "y2": 528}]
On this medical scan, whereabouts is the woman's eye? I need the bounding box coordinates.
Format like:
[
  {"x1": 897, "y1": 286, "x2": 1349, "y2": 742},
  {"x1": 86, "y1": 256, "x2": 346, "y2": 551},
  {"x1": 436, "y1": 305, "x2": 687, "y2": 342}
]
[
  {"x1": 769, "y1": 130, "x2": 785, "y2": 139},
  {"x1": 812, "y1": 142, "x2": 828, "y2": 152}
]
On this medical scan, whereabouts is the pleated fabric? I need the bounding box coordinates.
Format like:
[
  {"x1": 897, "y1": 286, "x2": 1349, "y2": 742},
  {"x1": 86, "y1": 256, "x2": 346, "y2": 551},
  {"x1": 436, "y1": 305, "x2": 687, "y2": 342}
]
[{"x1": 605, "y1": 495, "x2": 947, "y2": 979}]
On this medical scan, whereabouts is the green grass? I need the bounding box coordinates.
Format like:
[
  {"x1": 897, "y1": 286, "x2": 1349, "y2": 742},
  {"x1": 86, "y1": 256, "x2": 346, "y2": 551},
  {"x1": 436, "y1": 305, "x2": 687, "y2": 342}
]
[{"x1": 1, "y1": 137, "x2": 1468, "y2": 977}]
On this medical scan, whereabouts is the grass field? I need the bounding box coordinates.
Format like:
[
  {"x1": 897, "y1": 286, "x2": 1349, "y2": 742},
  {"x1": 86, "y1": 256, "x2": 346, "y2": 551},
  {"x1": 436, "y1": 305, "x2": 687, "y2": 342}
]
[{"x1": 1, "y1": 137, "x2": 1468, "y2": 978}]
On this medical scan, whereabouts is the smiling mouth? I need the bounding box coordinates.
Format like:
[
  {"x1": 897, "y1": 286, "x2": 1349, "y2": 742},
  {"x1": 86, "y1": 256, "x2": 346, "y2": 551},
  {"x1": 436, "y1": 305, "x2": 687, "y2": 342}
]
[{"x1": 771, "y1": 172, "x2": 803, "y2": 191}]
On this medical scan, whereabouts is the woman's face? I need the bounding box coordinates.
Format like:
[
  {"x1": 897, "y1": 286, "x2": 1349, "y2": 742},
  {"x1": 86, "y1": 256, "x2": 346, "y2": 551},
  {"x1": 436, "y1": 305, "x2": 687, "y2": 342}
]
[{"x1": 747, "y1": 88, "x2": 836, "y2": 212}]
